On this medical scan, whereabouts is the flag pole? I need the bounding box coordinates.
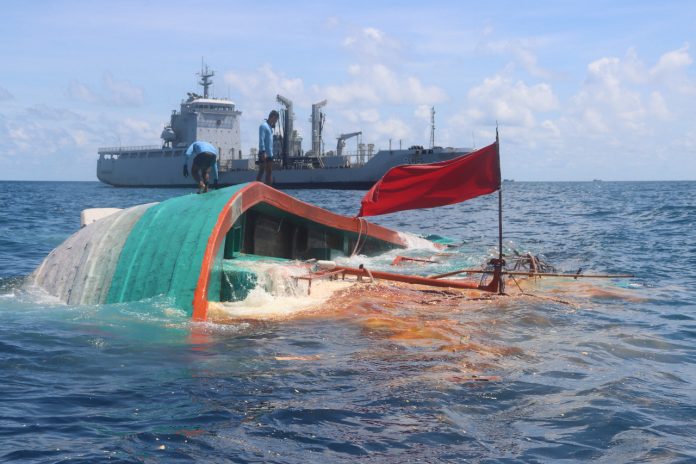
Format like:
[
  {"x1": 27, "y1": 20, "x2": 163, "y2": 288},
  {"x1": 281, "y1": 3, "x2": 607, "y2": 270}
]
[{"x1": 496, "y1": 124, "x2": 505, "y2": 294}]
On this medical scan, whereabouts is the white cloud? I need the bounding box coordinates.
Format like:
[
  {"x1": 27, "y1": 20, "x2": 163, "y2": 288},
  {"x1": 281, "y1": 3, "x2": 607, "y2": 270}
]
[
  {"x1": 0, "y1": 96, "x2": 164, "y2": 180},
  {"x1": 24, "y1": 104, "x2": 84, "y2": 121},
  {"x1": 648, "y1": 91, "x2": 670, "y2": 119},
  {"x1": 563, "y1": 46, "x2": 695, "y2": 135},
  {"x1": 71, "y1": 130, "x2": 90, "y2": 147},
  {"x1": 649, "y1": 43, "x2": 696, "y2": 95},
  {"x1": 67, "y1": 72, "x2": 144, "y2": 106},
  {"x1": 414, "y1": 105, "x2": 432, "y2": 120},
  {"x1": 324, "y1": 63, "x2": 446, "y2": 105},
  {"x1": 225, "y1": 63, "x2": 430, "y2": 151},
  {"x1": 342, "y1": 27, "x2": 401, "y2": 60},
  {"x1": 373, "y1": 118, "x2": 410, "y2": 141},
  {"x1": 360, "y1": 108, "x2": 380, "y2": 123},
  {"x1": 223, "y1": 64, "x2": 306, "y2": 115},
  {"x1": 338, "y1": 108, "x2": 380, "y2": 125},
  {"x1": 103, "y1": 72, "x2": 144, "y2": 106},
  {"x1": 0, "y1": 86, "x2": 14, "y2": 101},
  {"x1": 460, "y1": 75, "x2": 558, "y2": 128},
  {"x1": 479, "y1": 38, "x2": 554, "y2": 79},
  {"x1": 651, "y1": 44, "x2": 692, "y2": 77},
  {"x1": 68, "y1": 80, "x2": 99, "y2": 103}
]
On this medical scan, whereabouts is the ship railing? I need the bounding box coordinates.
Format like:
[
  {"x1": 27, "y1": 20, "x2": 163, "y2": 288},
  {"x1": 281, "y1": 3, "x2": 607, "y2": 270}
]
[
  {"x1": 98, "y1": 145, "x2": 162, "y2": 154},
  {"x1": 218, "y1": 151, "x2": 378, "y2": 172},
  {"x1": 335, "y1": 152, "x2": 376, "y2": 167}
]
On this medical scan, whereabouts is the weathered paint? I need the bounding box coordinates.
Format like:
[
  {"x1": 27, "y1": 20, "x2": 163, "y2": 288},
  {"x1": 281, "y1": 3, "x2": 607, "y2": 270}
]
[{"x1": 30, "y1": 203, "x2": 154, "y2": 305}]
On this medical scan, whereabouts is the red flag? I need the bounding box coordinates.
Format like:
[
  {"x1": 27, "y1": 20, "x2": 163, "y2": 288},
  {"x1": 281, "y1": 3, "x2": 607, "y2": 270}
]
[{"x1": 358, "y1": 141, "x2": 501, "y2": 217}]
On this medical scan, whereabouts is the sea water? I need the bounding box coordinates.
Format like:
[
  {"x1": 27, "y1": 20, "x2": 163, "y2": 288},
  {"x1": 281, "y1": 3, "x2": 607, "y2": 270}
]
[{"x1": 0, "y1": 180, "x2": 695, "y2": 463}]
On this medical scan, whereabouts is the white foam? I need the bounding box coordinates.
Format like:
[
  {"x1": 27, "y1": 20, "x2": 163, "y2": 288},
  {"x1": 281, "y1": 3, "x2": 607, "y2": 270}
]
[
  {"x1": 210, "y1": 261, "x2": 354, "y2": 320},
  {"x1": 13, "y1": 281, "x2": 65, "y2": 306},
  {"x1": 397, "y1": 231, "x2": 441, "y2": 251}
]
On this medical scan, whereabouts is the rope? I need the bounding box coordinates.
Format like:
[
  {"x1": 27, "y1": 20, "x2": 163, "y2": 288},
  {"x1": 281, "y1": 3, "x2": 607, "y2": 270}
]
[
  {"x1": 356, "y1": 219, "x2": 368, "y2": 255},
  {"x1": 351, "y1": 217, "x2": 368, "y2": 257}
]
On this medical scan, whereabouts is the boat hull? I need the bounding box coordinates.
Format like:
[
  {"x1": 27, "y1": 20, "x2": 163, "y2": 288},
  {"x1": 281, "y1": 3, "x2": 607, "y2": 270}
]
[{"x1": 29, "y1": 183, "x2": 416, "y2": 320}]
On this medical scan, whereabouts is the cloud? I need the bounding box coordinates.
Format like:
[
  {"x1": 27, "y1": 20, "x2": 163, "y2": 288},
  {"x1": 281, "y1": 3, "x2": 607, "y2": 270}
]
[
  {"x1": 102, "y1": 73, "x2": 144, "y2": 106},
  {"x1": 224, "y1": 64, "x2": 306, "y2": 120},
  {"x1": 459, "y1": 75, "x2": 558, "y2": 128},
  {"x1": 222, "y1": 62, "x2": 437, "y2": 152},
  {"x1": 563, "y1": 46, "x2": 694, "y2": 135},
  {"x1": 0, "y1": 96, "x2": 162, "y2": 180},
  {"x1": 342, "y1": 27, "x2": 402, "y2": 60},
  {"x1": 23, "y1": 104, "x2": 84, "y2": 121},
  {"x1": 414, "y1": 104, "x2": 432, "y2": 120},
  {"x1": 479, "y1": 38, "x2": 554, "y2": 79},
  {"x1": 0, "y1": 86, "x2": 14, "y2": 101},
  {"x1": 324, "y1": 63, "x2": 446, "y2": 105},
  {"x1": 67, "y1": 72, "x2": 144, "y2": 106},
  {"x1": 339, "y1": 108, "x2": 381, "y2": 125},
  {"x1": 68, "y1": 80, "x2": 99, "y2": 103},
  {"x1": 326, "y1": 27, "x2": 446, "y2": 106},
  {"x1": 649, "y1": 43, "x2": 696, "y2": 95},
  {"x1": 373, "y1": 117, "x2": 411, "y2": 141}
]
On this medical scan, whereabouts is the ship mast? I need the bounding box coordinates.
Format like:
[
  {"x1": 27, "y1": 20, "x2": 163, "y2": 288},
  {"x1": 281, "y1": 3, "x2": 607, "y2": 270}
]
[
  {"x1": 198, "y1": 62, "x2": 214, "y2": 98},
  {"x1": 429, "y1": 106, "x2": 435, "y2": 149}
]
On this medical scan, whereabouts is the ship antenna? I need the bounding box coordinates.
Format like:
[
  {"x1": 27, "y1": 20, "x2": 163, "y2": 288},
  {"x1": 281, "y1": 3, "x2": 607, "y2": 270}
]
[
  {"x1": 198, "y1": 61, "x2": 215, "y2": 98},
  {"x1": 429, "y1": 106, "x2": 435, "y2": 149}
]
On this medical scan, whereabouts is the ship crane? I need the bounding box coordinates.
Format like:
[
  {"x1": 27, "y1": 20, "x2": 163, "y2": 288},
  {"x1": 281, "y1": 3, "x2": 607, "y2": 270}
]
[
  {"x1": 336, "y1": 132, "x2": 362, "y2": 157},
  {"x1": 309, "y1": 100, "x2": 327, "y2": 157},
  {"x1": 276, "y1": 94, "x2": 294, "y2": 167}
]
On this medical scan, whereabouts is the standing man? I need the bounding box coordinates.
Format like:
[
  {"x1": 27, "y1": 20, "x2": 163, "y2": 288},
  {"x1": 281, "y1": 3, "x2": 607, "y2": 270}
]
[
  {"x1": 183, "y1": 140, "x2": 219, "y2": 194},
  {"x1": 257, "y1": 110, "x2": 279, "y2": 185}
]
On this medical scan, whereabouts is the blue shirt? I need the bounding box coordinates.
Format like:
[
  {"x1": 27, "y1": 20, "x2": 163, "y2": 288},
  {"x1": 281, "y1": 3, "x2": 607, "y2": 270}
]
[
  {"x1": 258, "y1": 121, "x2": 273, "y2": 159},
  {"x1": 184, "y1": 141, "x2": 218, "y2": 182}
]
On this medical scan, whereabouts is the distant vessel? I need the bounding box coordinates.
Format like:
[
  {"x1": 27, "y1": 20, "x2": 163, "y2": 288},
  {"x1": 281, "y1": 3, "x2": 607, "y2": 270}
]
[{"x1": 97, "y1": 65, "x2": 472, "y2": 189}]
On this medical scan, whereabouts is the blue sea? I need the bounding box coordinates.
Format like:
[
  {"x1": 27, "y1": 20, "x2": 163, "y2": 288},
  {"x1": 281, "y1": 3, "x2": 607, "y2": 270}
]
[{"x1": 1, "y1": 180, "x2": 695, "y2": 463}]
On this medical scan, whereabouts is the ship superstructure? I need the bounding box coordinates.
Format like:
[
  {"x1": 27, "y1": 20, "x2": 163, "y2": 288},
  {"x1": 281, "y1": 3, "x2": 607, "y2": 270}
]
[{"x1": 97, "y1": 66, "x2": 472, "y2": 189}]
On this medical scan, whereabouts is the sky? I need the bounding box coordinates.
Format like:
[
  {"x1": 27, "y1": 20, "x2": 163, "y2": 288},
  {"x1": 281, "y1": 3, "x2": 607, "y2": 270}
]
[{"x1": 1, "y1": 0, "x2": 695, "y2": 181}]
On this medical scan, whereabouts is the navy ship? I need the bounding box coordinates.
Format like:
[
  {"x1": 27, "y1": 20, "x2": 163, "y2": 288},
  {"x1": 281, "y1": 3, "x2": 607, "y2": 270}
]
[{"x1": 97, "y1": 66, "x2": 472, "y2": 189}]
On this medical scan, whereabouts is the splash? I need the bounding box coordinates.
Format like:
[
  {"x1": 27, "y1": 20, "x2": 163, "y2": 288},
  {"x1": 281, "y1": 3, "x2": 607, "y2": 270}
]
[{"x1": 209, "y1": 261, "x2": 355, "y2": 321}]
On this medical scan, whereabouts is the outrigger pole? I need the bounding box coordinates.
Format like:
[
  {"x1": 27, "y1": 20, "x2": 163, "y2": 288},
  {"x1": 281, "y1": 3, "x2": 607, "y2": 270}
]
[{"x1": 428, "y1": 268, "x2": 635, "y2": 280}]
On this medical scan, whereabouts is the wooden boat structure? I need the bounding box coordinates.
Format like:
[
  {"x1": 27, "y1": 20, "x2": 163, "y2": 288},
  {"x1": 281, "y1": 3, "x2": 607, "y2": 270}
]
[{"x1": 29, "y1": 182, "x2": 632, "y2": 322}]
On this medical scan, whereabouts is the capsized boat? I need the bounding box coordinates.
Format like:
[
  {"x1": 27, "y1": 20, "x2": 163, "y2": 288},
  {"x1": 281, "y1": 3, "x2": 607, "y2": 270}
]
[{"x1": 29, "y1": 182, "x2": 424, "y2": 321}]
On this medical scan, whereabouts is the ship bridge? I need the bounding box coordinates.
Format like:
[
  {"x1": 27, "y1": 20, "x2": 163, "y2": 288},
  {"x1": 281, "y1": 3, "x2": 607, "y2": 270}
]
[{"x1": 185, "y1": 98, "x2": 237, "y2": 110}]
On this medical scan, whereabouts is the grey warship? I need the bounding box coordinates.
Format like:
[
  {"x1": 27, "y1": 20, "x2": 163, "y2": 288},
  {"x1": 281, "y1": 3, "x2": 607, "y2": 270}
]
[{"x1": 97, "y1": 66, "x2": 472, "y2": 189}]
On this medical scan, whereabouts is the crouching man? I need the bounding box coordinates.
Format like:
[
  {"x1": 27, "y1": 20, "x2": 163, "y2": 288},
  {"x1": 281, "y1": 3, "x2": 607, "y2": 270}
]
[{"x1": 183, "y1": 140, "x2": 219, "y2": 193}]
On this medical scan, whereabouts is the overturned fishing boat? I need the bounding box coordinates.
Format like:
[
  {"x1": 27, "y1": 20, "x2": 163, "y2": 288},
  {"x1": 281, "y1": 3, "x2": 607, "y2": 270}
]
[{"x1": 29, "y1": 183, "x2": 429, "y2": 321}]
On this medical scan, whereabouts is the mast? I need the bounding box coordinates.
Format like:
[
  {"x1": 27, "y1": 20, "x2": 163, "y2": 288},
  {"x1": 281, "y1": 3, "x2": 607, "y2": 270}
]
[
  {"x1": 198, "y1": 62, "x2": 214, "y2": 98},
  {"x1": 429, "y1": 106, "x2": 435, "y2": 149},
  {"x1": 496, "y1": 124, "x2": 504, "y2": 294}
]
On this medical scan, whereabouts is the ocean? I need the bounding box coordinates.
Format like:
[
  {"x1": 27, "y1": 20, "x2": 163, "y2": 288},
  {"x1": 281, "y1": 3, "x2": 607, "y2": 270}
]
[{"x1": 0, "y1": 180, "x2": 695, "y2": 463}]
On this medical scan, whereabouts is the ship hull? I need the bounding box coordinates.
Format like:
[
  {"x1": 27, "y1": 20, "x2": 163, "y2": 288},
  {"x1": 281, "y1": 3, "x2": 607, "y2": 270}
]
[{"x1": 97, "y1": 147, "x2": 471, "y2": 189}]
